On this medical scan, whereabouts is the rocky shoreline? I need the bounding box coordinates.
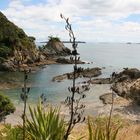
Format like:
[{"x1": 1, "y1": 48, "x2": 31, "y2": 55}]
[
  {"x1": 52, "y1": 67, "x2": 102, "y2": 82},
  {"x1": 96, "y1": 68, "x2": 140, "y2": 105}
]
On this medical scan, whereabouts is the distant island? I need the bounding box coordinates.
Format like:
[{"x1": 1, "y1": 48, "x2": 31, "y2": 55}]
[{"x1": 40, "y1": 41, "x2": 86, "y2": 44}]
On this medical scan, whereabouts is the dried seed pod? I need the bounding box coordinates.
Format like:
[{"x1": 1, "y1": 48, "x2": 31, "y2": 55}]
[
  {"x1": 22, "y1": 88, "x2": 25, "y2": 93},
  {"x1": 27, "y1": 87, "x2": 30, "y2": 93},
  {"x1": 72, "y1": 50, "x2": 78, "y2": 55},
  {"x1": 25, "y1": 74, "x2": 28, "y2": 80},
  {"x1": 74, "y1": 65, "x2": 77, "y2": 71},
  {"x1": 68, "y1": 87, "x2": 71, "y2": 92},
  {"x1": 77, "y1": 115, "x2": 81, "y2": 123},
  {"x1": 82, "y1": 117, "x2": 86, "y2": 122},
  {"x1": 20, "y1": 93, "x2": 24, "y2": 101},
  {"x1": 77, "y1": 57, "x2": 80, "y2": 61},
  {"x1": 76, "y1": 87, "x2": 80, "y2": 94},
  {"x1": 82, "y1": 94, "x2": 86, "y2": 98},
  {"x1": 71, "y1": 87, "x2": 75, "y2": 93}
]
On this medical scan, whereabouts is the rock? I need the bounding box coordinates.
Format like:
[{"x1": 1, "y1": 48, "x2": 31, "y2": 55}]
[
  {"x1": 99, "y1": 93, "x2": 114, "y2": 104},
  {"x1": 111, "y1": 68, "x2": 140, "y2": 105},
  {"x1": 52, "y1": 74, "x2": 68, "y2": 82},
  {"x1": 89, "y1": 78, "x2": 111, "y2": 84},
  {"x1": 52, "y1": 67, "x2": 102, "y2": 82},
  {"x1": 82, "y1": 68, "x2": 102, "y2": 78},
  {"x1": 56, "y1": 58, "x2": 85, "y2": 64},
  {"x1": 112, "y1": 79, "x2": 140, "y2": 104},
  {"x1": 43, "y1": 40, "x2": 71, "y2": 56},
  {"x1": 99, "y1": 93, "x2": 129, "y2": 105},
  {"x1": 0, "y1": 61, "x2": 16, "y2": 71},
  {"x1": 129, "y1": 79, "x2": 140, "y2": 105},
  {"x1": 114, "y1": 68, "x2": 140, "y2": 82}
]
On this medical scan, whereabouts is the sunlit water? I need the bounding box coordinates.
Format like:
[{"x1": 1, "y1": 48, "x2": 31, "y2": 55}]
[{"x1": 1, "y1": 43, "x2": 140, "y2": 115}]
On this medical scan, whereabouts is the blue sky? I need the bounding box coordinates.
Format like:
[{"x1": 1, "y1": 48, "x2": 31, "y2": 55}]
[
  {"x1": 0, "y1": 0, "x2": 140, "y2": 42},
  {"x1": 124, "y1": 14, "x2": 140, "y2": 22},
  {"x1": 0, "y1": 0, "x2": 9, "y2": 10}
]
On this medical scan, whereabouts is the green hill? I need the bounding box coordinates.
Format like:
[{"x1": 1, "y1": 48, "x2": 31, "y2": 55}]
[{"x1": 0, "y1": 11, "x2": 39, "y2": 71}]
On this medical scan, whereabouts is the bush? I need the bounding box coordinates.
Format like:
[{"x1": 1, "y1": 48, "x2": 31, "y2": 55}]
[
  {"x1": 0, "y1": 124, "x2": 23, "y2": 140},
  {"x1": 48, "y1": 36, "x2": 60, "y2": 42},
  {"x1": 24, "y1": 101, "x2": 65, "y2": 140},
  {"x1": 0, "y1": 57, "x2": 6, "y2": 63},
  {"x1": 0, "y1": 93, "x2": 15, "y2": 122},
  {"x1": 0, "y1": 46, "x2": 12, "y2": 58}
]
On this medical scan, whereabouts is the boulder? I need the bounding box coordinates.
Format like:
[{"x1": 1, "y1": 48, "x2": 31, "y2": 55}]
[
  {"x1": 0, "y1": 61, "x2": 16, "y2": 71},
  {"x1": 89, "y1": 78, "x2": 111, "y2": 84},
  {"x1": 43, "y1": 41, "x2": 71, "y2": 56},
  {"x1": 114, "y1": 68, "x2": 140, "y2": 82},
  {"x1": 99, "y1": 93, "x2": 114, "y2": 104},
  {"x1": 111, "y1": 68, "x2": 140, "y2": 105},
  {"x1": 52, "y1": 67, "x2": 102, "y2": 82},
  {"x1": 82, "y1": 68, "x2": 101, "y2": 78},
  {"x1": 56, "y1": 58, "x2": 85, "y2": 64}
]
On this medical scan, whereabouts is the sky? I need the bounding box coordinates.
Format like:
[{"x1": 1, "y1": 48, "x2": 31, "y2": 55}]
[{"x1": 0, "y1": 0, "x2": 140, "y2": 43}]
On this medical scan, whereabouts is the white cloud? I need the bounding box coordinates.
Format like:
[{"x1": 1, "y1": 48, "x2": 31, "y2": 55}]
[{"x1": 1, "y1": 0, "x2": 140, "y2": 42}]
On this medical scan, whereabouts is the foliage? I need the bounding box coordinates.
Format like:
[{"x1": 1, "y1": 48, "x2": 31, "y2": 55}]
[
  {"x1": 0, "y1": 46, "x2": 12, "y2": 58},
  {"x1": 88, "y1": 116, "x2": 121, "y2": 140},
  {"x1": 24, "y1": 101, "x2": 65, "y2": 140},
  {"x1": 29, "y1": 36, "x2": 36, "y2": 42},
  {"x1": 0, "y1": 11, "x2": 36, "y2": 59},
  {"x1": 0, "y1": 57, "x2": 6, "y2": 63},
  {"x1": 38, "y1": 45, "x2": 45, "y2": 52},
  {"x1": 0, "y1": 124, "x2": 23, "y2": 140},
  {"x1": 0, "y1": 93, "x2": 15, "y2": 122},
  {"x1": 48, "y1": 36, "x2": 60, "y2": 42}
]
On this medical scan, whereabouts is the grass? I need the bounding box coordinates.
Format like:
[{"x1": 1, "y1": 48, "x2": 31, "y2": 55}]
[{"x1": 69, "y1": 115, "x2": 130, "y2": 140}]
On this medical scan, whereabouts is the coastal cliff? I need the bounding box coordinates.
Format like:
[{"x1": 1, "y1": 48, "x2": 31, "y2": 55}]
[
  {"x1": 0, "y1": 11, "x2": 40, "y2": 71},
  {"x1": 0, "y1": 12, "x2": 72, "y2": 71}
]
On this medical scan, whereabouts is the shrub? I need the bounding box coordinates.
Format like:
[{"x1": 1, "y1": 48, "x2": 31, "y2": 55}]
[
  {"x1": 0, "y1": 124, "x2": 23, "y2": 140},
  {"x1": 0, "y1": 46, "x2": 12, "y2": 58},
  {"x1": 24, "y1": 101, "x2": 65, "y2": 140},
  {"x1": 0, "y1": 93, "x2": 15, "y2": 122},
  {"x1": 0, "y1": 57, "x2": 6, "y2": 63},
  {"x1": 48, "y1": 36, "x2": 60, "y2": 42}
]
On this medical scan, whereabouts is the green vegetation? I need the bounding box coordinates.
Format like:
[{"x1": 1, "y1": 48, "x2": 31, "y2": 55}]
[
  {"x1": 0, "y1": 92, "x2": 15, "y2": 122},
  {"x1": 0, "y1": 102, "x2": 65, "y2": 140},
  {"x1": 0, "y1": 46, "x2": 12, "y2": 58},
  {"x1": 0, "y1": 11, "x2": 36, "y2": 60},
  {"x1": 0, "y1": 124, "x2": 22, "y2": 140},
  {"x1": 88, "y1": 116, "x2": 122, "y2": 140},
  {"x1": 48, "y1": 36, "x2": 61, "y2": 42},
  {"x1": 24, "y1": 101, "x2": 65, "y2": 140}
]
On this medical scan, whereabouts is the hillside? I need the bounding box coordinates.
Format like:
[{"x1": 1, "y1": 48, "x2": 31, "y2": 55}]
[
  {"x1": 0, "y1": 11, "x2": 39, "y2": 71},
  {"x1": 0, "y1": 12, "x2": 72, "y2": 71}
]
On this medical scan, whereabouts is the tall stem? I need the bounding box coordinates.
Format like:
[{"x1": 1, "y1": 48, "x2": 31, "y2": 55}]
[
  {"x1": 107, "y1": 88, "x2": 114, "y2": 140},
  {"x1": 64, "y1": 55, "x2": 77, "y2": 140},
  {"x1": 23, "y1": 71, "x2": 27, "y2": 140}
]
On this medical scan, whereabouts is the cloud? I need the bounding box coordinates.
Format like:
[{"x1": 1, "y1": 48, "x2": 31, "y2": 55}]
[{"x1": 1, "y1": 0, "x2": 140, "y2": 42}]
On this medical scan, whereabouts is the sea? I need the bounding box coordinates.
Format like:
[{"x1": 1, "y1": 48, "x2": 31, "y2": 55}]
[{"x1": 1, "y1": 42, "x2": 140, "y2": 115}]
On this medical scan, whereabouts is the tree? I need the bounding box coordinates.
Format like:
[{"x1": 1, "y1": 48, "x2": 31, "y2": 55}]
[
  {"x1": 0, "y1": 92, "x2": 15, "y2": 122},
  {"x1": 48, "y1": 36, "x2": 61, "y2": 42}
]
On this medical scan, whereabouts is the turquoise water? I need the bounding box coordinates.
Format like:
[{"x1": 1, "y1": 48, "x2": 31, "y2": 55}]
[{"x1": 1, "y1": 43, "x2": 140, "y2": 107}]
